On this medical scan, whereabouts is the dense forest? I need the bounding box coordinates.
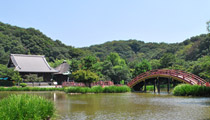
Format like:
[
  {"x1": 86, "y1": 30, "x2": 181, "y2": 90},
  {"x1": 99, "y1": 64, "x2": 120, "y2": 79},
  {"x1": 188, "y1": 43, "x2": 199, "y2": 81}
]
[
  {"x1": 0, "y1": 22, "x2": 210, "y2": 83},
  {"x1": 0, "y1": 22, "x2": 85, "y2": 64},
  {"x1": 83, "y1": 34, "x2": 210, "y2": 62}
]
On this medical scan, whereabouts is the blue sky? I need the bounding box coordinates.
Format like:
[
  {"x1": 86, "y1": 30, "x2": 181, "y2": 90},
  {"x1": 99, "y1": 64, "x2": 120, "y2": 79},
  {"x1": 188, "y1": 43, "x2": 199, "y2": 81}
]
[{"x1": 1, "y1": 0, "x2": 210, "y2": 47}]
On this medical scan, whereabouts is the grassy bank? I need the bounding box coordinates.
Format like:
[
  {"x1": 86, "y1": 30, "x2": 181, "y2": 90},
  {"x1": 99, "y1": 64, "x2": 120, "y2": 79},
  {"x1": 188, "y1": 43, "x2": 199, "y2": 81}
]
[
  {"x1": 173, "y1": 84, "x2": 210, "y2": 97},
  {"x1": 64, "y1": 85, "x2": 131, "y2": 93},
  {"x1": 0, "y1": 87, "x2": 64, "y2": 91},
  {"x1": 0, "y1": 94, "x2": 55, "y2": 120}
]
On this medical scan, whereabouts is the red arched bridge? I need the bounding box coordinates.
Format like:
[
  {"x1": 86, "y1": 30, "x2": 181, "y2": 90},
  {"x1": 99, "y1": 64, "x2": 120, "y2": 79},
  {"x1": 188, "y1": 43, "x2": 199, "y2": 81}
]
[{"x1": 127, "y1": 69, "x2": 210, "y2": 92}]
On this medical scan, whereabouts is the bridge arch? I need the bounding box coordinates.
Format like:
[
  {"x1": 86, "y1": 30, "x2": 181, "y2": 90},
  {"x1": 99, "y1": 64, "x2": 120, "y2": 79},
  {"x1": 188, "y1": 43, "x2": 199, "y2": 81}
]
[{"x1": 127, "y1": 69, "x2": 207, "y2": 89}]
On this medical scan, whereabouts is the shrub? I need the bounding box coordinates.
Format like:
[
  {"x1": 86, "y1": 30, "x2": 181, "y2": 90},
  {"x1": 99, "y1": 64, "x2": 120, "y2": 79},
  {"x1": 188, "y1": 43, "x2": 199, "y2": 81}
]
[
  {"x1": 64, "y1": 85, "x2": 131, "y2": 93},
  {"x1": 0, "y1": 94, "x2": 55, "y2": 120},
  {"x1": 0, "y1": 87, "x2": 64, "y2": 91},
  {"x1": 91, "y1": 86, "x2": 104, "y2": 93},
  {"x1": 173, "y1": 84, "x2": 210, "y2": 96},
  {"x1": 20, "y1": 83, "x2": 27, "y2": 87}
]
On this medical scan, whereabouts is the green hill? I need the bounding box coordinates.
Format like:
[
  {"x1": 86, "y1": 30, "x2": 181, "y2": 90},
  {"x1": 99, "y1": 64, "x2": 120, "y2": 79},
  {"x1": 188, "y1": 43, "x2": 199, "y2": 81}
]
[
  {"x1": 0, "y1": 21, "x2": 210, "y2": 64},
  {"x1": 0, "y1": 22, "x2": 84, "y2": 64},
  {"x1": 83, "y1": 34, "x2": 210, "y2": 62}
]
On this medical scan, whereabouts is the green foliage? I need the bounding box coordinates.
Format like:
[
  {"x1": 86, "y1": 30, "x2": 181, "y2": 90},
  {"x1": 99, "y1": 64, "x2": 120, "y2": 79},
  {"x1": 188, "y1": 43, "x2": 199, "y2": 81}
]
[
  {"x1": 207, "y1": 20, "x2": 210, "y2": 32},
  {"x1": 82, "y1": 55, "x2": 97, "y2": 70},
  {"x1": 191, "y1": 56, "x2": 210, "y2": 82},
  {"x1": 103, "y1": 85, "x2": 131, "y2": 93},
  {"x1": 64, "y1": 85, "x2": 131, "y2": 93},
  {"x1": 0, "y1": 87, "x2": 64, "y2": 91},
  {"x1": 150, "y1": 59, "x2": 161, "y2": 69},
  {"x1": 70, "y1": 58, "x2": 80, "y2": 72},
  {"x1": 0, "y1": 64, "x2": 22, "y2": 84},
  {"x1": 24, "y1": 74, "x2": 43, "y2": 82},
  {"x1": 120, "y1": 80, "x2": 124, "y2": 85},
  {"x1": 173, "y1": 84, "x2": 210, "y2": 97},
  {"x1": 160, "y1": 53, "x2": 176, "y2": 68},
  {"x1": 72, "y1": 70, "x2": 99, "y2": 87},
  {"x1": 133, "y1": 59, "x2": 152, "y2": 77},
  {"x1": 0, "y1": 22, "x2": 84, "y2": 64},
  {"x1": 102, "y1": 53, "x2": 131, "y2": 84},
  {"x1": 49, "y1": 59, "x2": 71, "y2": 68},
  {"x1": 0, "y1": 94, "x2": 55, "y2": 120},
  {"x1": 20, "y1": 83, "x2": 27, "y2": 87}
]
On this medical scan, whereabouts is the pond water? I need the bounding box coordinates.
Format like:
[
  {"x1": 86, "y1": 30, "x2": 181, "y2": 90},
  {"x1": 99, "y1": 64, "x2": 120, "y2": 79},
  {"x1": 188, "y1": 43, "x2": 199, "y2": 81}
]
[{"x1": 0, "y1": 91, "x2": 210, "y2": 120}]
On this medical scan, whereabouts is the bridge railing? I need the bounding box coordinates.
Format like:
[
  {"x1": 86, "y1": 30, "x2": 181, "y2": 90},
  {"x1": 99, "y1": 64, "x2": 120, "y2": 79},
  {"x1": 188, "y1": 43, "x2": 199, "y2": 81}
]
[{"x1": 127, "y1": 69, "x2": 207, "y2": 87}]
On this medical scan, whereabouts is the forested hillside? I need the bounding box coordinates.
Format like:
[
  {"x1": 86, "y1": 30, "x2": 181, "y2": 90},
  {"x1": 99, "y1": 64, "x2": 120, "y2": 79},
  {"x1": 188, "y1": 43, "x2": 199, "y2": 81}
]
[
  {"x1": 0, "y1": 22, "x2": 210, "y2": 83},
  {"x1": 83, "y1": 34, "x2": 210, "y2": 62},
  {"x1": 0, "y1": 22, "x2": 84, "y2": 64}
]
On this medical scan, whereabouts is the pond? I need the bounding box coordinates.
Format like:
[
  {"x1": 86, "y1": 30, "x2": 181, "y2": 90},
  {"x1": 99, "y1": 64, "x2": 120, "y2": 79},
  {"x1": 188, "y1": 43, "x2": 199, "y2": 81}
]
[{"x1": 0, "y1": 91, "x2": 210, "y2": 120}]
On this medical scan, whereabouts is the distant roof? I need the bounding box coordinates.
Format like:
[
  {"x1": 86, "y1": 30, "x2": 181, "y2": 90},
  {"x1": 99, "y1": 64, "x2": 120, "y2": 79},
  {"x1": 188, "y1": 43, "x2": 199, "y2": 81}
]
[
  {"x1": 9, "y1": 54, "x2": 58, "y2": 73},
  {"x1": 54, "y1": 61, "x2": 70, "y2": 75}
]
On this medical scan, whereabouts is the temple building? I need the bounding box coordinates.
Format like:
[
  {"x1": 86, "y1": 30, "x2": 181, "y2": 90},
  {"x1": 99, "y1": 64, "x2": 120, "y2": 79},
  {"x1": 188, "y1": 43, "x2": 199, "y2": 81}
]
[
  {"x1": 7, "y1": 54, "x2": 58, "y2": 81},
  {"x1": 53, "y1": 60, "x2": 71, "y2": 85}
]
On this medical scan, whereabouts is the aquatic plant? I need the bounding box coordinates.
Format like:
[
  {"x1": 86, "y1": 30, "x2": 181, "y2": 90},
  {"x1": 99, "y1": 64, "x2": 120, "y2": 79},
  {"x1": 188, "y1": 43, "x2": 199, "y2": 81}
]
[
  {"x1": 0, "y1": 94, "x2": 55, "y2": 120},
  {"x1": 64, "y1": 85, "x2": 131, "y2": 93},
  {"x1": 173, "y1": 84, "x2": 210, "y2": 96},
  {"x1": 0, "y1": 87, "x2": 64, "y2": 91}
]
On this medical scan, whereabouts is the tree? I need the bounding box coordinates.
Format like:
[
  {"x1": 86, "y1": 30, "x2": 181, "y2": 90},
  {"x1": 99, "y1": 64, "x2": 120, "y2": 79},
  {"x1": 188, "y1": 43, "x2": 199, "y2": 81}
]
[
  {"x1": 192, "y1": 56, "x2": 210, "y2": 82},
  {"x1": 81, "y1": 56, "x2": 97, "y2": 70},
  {"x1": 150, "y1": 59, "x2": 161, "y2": 69},
  {"x1": 133, "y1": 60, "x2": 152, "y2": 77},
  {"x1": 0, "y1": 64, "x2": 22, "y2": 85},
  {"x1": 70, "y1": 58, "x2": 80, "y2": 72},
  {"x1": 160, "y1": 53, "x2": 176, "y2": 68},
  {"x1": 24, "y1": 74, "x2": 43, "y2": 87},
  {"x1": 49, "y1": 59, "x2": 71, "y2": 68},
  {"x1": 72, "y1": 70, "x2": 99, "y2": 87},
  {"x1": 102, "y1": 53, "x2": 131, "y2": 84},
  {"x1": 207, "y1": 21, "x2": 210, "y2": 33}
]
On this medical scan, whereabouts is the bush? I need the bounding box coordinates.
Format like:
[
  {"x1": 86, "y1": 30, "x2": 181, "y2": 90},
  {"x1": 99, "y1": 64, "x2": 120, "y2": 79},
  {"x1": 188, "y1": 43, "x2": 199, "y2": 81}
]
[
  {"x1": 20, "y1": 83, "x2": 27, "y2": 87},
  {"x1": 173, "y1": 84, "x2": 210, "y2": 96},
  {"x1": 64, "y1": 85, "x2": 131, "y2": 93},
  {"x1": 0, "y1": 94, "x2": 55, "y2": 120},
  {"x1": 91, "y1": 86, "x2": 104, "y2": 93},
  {"x1": 0, "y1": 87, "x2": 64, "y2": 91}
]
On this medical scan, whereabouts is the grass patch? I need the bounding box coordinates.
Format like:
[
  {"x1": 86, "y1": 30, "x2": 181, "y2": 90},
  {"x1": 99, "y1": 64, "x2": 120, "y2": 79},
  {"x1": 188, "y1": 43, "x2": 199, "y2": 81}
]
[
  {"x1": 0, "y1": 87, "x2": 64, "y2": 91},
  {"x1": 173, "y1": 84, "x2": 210, "y2": 97},
  {"x1": 0, "y1": 94, "x2": 55, "y2": 120},
  {"x1": 64, "y1": 85, "x2": 131, "y2": 93}
]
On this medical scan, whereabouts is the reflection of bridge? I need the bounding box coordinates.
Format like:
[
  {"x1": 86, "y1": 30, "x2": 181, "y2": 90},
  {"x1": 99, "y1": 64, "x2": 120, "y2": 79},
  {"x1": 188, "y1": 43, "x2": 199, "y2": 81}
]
[{"x1": 127, "y1": 69, "x2": 210, "y2": 93}]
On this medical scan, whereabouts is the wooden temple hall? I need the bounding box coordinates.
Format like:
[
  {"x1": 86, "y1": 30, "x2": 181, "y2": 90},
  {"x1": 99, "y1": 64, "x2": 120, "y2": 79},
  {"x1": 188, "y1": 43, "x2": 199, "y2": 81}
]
[{"x1": 7, "y1": 54, "x2": 70, "y2": 85}]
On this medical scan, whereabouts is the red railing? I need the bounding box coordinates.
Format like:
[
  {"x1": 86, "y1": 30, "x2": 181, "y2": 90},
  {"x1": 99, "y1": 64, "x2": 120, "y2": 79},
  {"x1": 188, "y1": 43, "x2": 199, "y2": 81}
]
[
  {"x1": 62, "y1": 81, "x2": 114, "y2": 87},
  {"x1": 127, "y1": 69, "x2": 209, "y2": 88}
]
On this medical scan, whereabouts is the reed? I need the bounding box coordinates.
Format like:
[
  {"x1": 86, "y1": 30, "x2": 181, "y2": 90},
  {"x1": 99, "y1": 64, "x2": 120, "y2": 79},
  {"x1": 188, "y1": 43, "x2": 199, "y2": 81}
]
[
  {"x1": 64, "y1": 85, "x2": 131, "y2": 93},
  {"x1": 0, "y1": 94, "x2": 55, "y2": 120},
  {"x1": 173, "y1": 84, "x2": 210, "y2": 96},
  {"x1": 0, "y1": 87, "x2": 64, "y2": 91}
]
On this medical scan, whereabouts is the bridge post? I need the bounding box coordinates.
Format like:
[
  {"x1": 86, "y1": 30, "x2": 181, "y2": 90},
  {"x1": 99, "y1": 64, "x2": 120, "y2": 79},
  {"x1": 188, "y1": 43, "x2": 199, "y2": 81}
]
[
  {"x1": 173, "y1": 79, "x2": 176, "y2": 87},
  {"x1": 144, "y1": 80, "x2": 147, "y2": 92},
  {"x1": 157, "y1": 77, "x2": 160, "y2": 93},
  {"x1": 154, "y1": 79, "x2": 156, "y2": 93},
  {"x1": 167, "y1": 78, "x2": 170, "y2": 93}
]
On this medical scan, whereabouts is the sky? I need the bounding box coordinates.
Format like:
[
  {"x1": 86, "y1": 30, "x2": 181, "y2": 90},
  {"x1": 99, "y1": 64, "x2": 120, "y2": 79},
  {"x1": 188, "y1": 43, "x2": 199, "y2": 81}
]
[{"x1": 1, "y1": 0, "x2": 210, "y2": 48}]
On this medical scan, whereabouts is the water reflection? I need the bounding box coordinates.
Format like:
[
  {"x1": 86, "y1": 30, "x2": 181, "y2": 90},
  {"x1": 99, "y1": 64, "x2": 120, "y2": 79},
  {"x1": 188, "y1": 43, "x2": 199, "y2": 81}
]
[{"x1": 0, "y1": 92, "x2": 210, "y2": 120}]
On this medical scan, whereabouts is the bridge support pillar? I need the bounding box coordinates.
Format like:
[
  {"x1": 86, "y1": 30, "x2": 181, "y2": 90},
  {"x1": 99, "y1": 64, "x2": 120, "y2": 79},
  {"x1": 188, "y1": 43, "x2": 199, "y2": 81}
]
[
  {"x1": 144, "y1": 80, "x2": 147, "y2": 92},
  {"x1": 157, "y1": 77, "x2": 160, "y2": 93},
  {"x1": 167, "y1": 78, "x2": 170, "y2": 93},
  {"x1": 173, "y1": 79, "x2": 176, "y2": 87},
  {"x1": 154, "y1": 79, "x2": 156, "y2": 93}
]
